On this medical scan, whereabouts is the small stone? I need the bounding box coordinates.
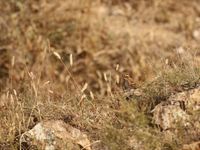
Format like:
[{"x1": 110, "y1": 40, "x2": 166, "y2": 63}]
[{"x1": 21, "y1": 120, "x2": 91, "y2": 150}]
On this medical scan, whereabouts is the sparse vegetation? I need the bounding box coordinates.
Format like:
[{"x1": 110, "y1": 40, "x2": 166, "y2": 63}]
[{"x1": 0, "y1": 0, "x2": 200, "y2": 150}]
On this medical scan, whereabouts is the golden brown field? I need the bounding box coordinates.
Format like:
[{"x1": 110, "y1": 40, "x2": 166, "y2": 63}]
[{"x1": 0, "y1": 0, "x2": 200, "y2": 149}]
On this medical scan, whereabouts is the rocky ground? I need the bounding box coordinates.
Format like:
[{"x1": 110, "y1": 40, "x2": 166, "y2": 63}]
[{"x1": 0, "y1": 0, "x2": 200, "y2": 150}]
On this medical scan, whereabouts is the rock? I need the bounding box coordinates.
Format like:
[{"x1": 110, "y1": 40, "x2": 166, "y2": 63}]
[
  {"x1": 152, "y1": 87, "x2": 200, "y2": 130},
  {"x1": 168, "y1": 87, "x2": 200, "y2": 112},
  {"x1": 182, "y1": 141, "x2": 200, "y2": 150},
  {"x1": 152, "y1": 103, "x2": 190, "y2": 130},
  {"x1": 21, "y1": 120, "x2": 91, "y2": 150}
]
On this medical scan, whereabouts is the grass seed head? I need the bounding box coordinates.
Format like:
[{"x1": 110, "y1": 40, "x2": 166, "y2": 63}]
[
  {"x1": 53, "y1": 51, "x2": 61, "y2": 60},
  {"x1": 81, "y1": 83, "x2": 88, "y2": 93},
  {"x1": 70, "y1": 53, "x2": 73, "y2": 66}
]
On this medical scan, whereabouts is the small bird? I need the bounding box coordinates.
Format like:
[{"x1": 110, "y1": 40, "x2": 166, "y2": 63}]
[
  {"x1": 120, "y1": 74, "x2": 142, "y2": 100},
  {"x1": 121, "y1": 74, "x2": 137, "y2": 92}
]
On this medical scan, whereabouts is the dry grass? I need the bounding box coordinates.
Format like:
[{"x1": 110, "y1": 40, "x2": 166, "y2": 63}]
[{"x1": 0, "y1": 0, "x2": 200, "y2": 149}]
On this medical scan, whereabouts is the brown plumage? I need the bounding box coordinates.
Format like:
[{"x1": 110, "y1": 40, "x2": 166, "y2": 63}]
[{"x1": 121, "y1": 74, "x2": 137, "y2": 91}]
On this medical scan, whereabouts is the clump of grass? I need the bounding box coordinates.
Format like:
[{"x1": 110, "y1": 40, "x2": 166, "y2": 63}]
[
  {"x1": 137, "y1": 54, "x2": 200, "y2": 113},
  {"x1": 98, "y1": 96, "x2": 181, "y2": 150},
  {"x1": 101, "y1": 127, "x2": 129, "y2": 150},
  {"x1": 163, "y1": 67, "x2": 200, "y2": 90}
]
